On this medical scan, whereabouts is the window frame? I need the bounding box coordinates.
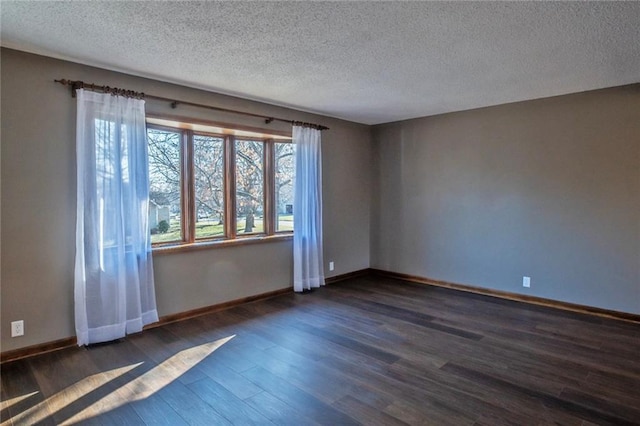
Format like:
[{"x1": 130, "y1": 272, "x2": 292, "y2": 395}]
[
  {"x1": 273, "y1": 140, "x2": 296, "y2": 233},
  {"x1": 146, "y1": 117, "x2": 293, "y2": 251},
  {"x1": 233, "y1": 137, "x2": 267, "y2": 237}
]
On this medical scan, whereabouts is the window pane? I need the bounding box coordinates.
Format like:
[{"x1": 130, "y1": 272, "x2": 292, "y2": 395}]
[
  {"x1": 194, "y1": 134, "x2": 225, "y2": 239},
  {"x1": 275, "y1": 142, "x2": 295, "y2": 232},
  {"x1": 147, "y1": 128, "x2": 182, "y2": 244},
  {"x1": 235, "y1": 139, "x2": 264, "y2": 234}
]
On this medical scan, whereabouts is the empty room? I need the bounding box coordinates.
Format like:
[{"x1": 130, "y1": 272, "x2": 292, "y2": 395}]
[{"x1": 1, "y1": 2, "x2": 639, "y2": 425}]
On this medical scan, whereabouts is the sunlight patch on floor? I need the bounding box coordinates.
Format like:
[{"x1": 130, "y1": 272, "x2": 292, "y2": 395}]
[
  {"x1": 61, "y1": 335, "x2": 235, "y2": 424},
  {"x1": 2, "y1": 364, "x2": 141, "y2": 426},
  {"x1": 0, "y1": 391, "x2": 39, "y2": 411}
]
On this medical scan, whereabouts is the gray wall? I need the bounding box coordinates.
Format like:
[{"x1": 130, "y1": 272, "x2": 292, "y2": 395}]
[
  {"x1": 3, "y1": 46, "x2": 638, "y2": 353},
  {"x1": 1, "y1": 48, "x2": 371, "y2": 351},
  {"x1": 371, "y1": 85, "x2": 640, "y2": 314}
]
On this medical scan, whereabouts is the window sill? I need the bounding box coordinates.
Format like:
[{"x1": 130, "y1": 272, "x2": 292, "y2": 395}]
[{"x1": 152, "y1": 233, "x2": 293, "y2": 255}]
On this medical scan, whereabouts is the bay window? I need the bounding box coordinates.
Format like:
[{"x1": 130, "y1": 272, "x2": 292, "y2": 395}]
[{"x1": 147, "y1": 117, "x2": 293, "y2": 247}]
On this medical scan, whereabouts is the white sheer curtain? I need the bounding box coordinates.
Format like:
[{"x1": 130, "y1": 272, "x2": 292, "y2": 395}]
[
  {"x1": 74, "y1": 89, "x2": 158, "y2": 346},
  {"x1": 293, "y1": 125, "x2": 325, "y2": 292}
]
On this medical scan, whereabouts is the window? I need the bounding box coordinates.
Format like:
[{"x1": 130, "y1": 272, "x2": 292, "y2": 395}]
[
  {"x1": 235, "y1": 139, "x2": 265, "y2": 234},
  {"x1": 194, "y1": 134, "x2": 225, "y2": 239},
  {"x1": 146, "y1": 118, "x2": 293, "y2": 246},
  {"x1": 275, "y1": 142, "x2": 295, "y2": 232},
  {"x1": 148, "y1": 127, "x2": 182, "y2": 244}
]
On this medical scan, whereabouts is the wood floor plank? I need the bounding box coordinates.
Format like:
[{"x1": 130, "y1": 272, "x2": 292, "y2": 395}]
[
  {"x1": 156, "y1": 380, "x2": 231, "y2": 425},
  {"x1": 195, "y1": 342, "x2": 257, "y2": 374},
  {"x1": 195, "y1": 356, "x2": 263, "y2": 400},
  {"x1": 129, "y1": 393, "x2": 189, "y2": 426},
  {"x1": 383, "y1": 398, "x2": 475, "y2": 426},
  {"x1": 388, "y1": 358, "x2": 585, "y2": 425},
  {"x1": 321, "y1": 289, "x2": 484, "y2": 340},
  {"x1": 3, "y1": 274, "x2": 638, "y2": 425},
  {"x1": 260, "y1": 345, "x2": 360, "y2": 404},
  {"x1": 0, "y1": 358, "x2": 56, "y2": 425},
  {"x1": 241, "y1": 366, "x2": 360, "y2": 425},
  {"x1": 187, "y1": 377, "x2": 273, "y2": 425},
  {"x1": 80, "y1": 339, "x2": 190, "y2": 425},
  {"x1": 27, "y1": 347, "x2": 119, "y2": 425},
  {"x1": 440, "y1": 362, "x2": 638, "y2": 426},
  {"x1": 579, "y1": 370, "x2": 640, "y2": 408},
  {"x1": 558, "y1": 387, "x2": 640, "y2": 424},
  {"x1": 223, "y1": 340, "x2": 357, "y2": 405},
  {"x1": 244, "y1": 390, "x2": 320, "y2": 426},
  {"x1": 289, "y1": 341, "x2": 483, "y2": 424},
  {"x1": 290, "y1": 322, "x2": 400, "y2": 363},
  {"x1": 127, "y1": 328, "x2": 209, "y2": 386},
  {"x1": 332, "y1": 394, "x2": 409, "y2": 426},
  {"x1": 92, "y1": 403, "x2": 145, "y2": 425}
]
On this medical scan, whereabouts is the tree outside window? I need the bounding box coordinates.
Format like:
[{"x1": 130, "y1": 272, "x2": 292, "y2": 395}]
[{"x1": 146, "y1": 122, "x2": 293, "y2": 246}]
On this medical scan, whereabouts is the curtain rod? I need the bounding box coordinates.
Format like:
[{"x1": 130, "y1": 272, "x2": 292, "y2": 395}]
[{"x1": 54, "y1": 79, "x2": 329, "y2": 131}]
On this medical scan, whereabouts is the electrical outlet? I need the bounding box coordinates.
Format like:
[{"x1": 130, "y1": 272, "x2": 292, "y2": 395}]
[
  {"x1": 11, "y1": 320, "x2": 24, "y2": 337},
  {"x1": 523, "y1": 276, "x2": 531, "y2": 288},
  {"x1": 329, "y1": 261, "x2": 335, "y2": 271}
]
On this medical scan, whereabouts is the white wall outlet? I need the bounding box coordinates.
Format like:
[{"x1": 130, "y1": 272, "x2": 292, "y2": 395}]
[
  {"x1": 11, "y1": 320, "x2": 24, "y2": 337},
  {"x1": 523, "y1": 276, "x2": 531, "y2": 288},
  {"x1": 329, "y1": 261, "x2": 335, "y2": 271}
]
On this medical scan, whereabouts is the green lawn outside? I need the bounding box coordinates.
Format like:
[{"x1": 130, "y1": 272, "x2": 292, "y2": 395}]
[
  {"x1": 151, "y1": 215, "x2": 293, "y2": 244},
  {"x1": 277, "y1": 214, "x2": 293, "y2": 232}
]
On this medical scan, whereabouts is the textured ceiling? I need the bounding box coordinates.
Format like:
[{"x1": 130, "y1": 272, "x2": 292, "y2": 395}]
[{"x1": 2, "y1": 1, "x2": 639, "y2": 125}]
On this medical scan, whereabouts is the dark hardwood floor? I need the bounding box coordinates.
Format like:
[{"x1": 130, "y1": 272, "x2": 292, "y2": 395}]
[{"x1": 2, "y1": 275, "x2": 640, "y2": 425}]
